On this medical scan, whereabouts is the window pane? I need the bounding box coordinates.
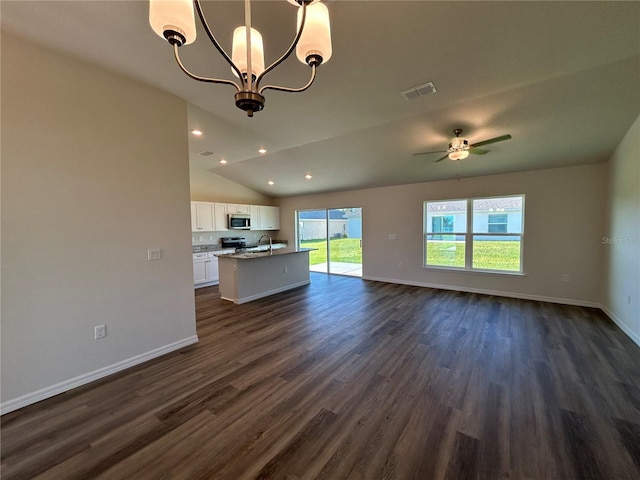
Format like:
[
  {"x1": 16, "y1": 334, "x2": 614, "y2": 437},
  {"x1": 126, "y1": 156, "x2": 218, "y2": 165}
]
[
  {"x1": 472, "y1": 196, "x2": 523, "y2": 234},
  {"x1": 488, "y1": 213, "x2": 508, "y2": 233},
  {"x1": 426, "y1": 234, "x2": 465, "y2": 268},
  {"x1": 472, "y1": 235, "x2": 521, "y2": 271},
  {"x1": 425, "y1": 200, "x2": 466, "y2": 233}
]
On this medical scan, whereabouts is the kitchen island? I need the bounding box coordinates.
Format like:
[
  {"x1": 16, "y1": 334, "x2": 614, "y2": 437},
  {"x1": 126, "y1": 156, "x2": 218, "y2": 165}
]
[{"x1": 217, "y1": 248, "x2": 314, "y2": 304}]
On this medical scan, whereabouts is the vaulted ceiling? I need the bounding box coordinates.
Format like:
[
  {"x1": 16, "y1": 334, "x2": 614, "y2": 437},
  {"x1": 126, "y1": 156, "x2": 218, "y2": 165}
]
[{"x1": 2, "y1": 1, "x2": 639, "y2": 197}]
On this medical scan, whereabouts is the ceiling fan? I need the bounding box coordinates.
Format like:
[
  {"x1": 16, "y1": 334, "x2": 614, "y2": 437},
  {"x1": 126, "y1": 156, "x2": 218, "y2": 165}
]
[{"x1": 414, "y1": 128, "x2": 512, "y2": 162}]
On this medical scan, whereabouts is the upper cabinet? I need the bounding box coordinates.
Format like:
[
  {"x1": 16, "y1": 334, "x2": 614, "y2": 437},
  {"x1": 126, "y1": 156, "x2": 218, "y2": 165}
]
[
  {"x1": 214, "y1": 203, "x2": 228, "y2": 231},
  {"x1": 191, "y1": 202, "x2": 214, "y2": 232},
  {"x1": 250, "y1": 205, "x2": 280, "y2": 230},
  {"x1": 227, "y1": 204, "x2": 250, "y2": 214},
  {"x1": 260, "y1": 205, "x2": 280, "y2": 230},
  {"x1": 191, "y1": 202, "x2": 279, "y2": 231},
  {"x1": 250, "y1": 205, "x2": 261, "y2": 231}
]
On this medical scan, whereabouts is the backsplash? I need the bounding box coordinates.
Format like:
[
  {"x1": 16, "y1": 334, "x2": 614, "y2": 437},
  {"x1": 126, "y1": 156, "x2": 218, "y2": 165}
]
[{"x1": 191, "y1": 230, "x2": 279, "y2": 247}]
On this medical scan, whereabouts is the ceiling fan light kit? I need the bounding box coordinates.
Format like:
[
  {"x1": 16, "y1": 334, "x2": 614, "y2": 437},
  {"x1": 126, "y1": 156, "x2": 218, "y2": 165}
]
[
  {"x1": 149, "y1": 0, "x2": 332, "y2": 117},
  {"x1": 448, "y1": 129, "x2": 470, "y2": 160},
  {"x1": 414, "y1": 128, "x2": 512, "y2": 163}
]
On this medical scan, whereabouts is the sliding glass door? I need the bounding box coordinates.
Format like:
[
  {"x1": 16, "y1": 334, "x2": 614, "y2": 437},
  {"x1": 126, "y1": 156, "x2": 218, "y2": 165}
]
[{"x1": 297, "y1": 207, "x2": 362, "y2": 277}]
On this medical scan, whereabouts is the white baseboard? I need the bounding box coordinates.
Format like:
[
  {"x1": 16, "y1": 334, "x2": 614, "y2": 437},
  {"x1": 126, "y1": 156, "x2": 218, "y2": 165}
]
[
  {"x1": 224, "y1": 280, "x2": 311, "y2": 305},
  {"x1": 600, "y1": 305, "x2": 640, "y2": 347},
  {"x1": 362, "y1": 275, "x2": 603, "y2": 308},
  {"x1": 0, "y1": 335, "x2": 199, "y2": 416}
]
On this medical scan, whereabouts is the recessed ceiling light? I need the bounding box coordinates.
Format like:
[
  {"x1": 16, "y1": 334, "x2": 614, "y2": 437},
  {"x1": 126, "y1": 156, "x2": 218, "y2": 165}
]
[
  {"x1": 305, "y1": 174, "x2": 313, "y2": 180},
  {"x1": 258, "y1": 148, "x2": 268, "y2": 154},
  {"x1": 191, "y1": 129, "x2": 203, "y2": 136},
  {"x1": 219, "y1": 159, "x2": 227, "y2": 164},
  {"x1": 268, "y1": 180, "x2": 274, "y2": 185}
]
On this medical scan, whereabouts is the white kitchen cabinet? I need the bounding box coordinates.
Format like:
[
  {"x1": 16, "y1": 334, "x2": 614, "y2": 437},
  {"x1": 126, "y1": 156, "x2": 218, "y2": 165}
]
[
  {"x1": 190, "y1": 203, "x2": 198, "y2": 232},
  {"x1": 205, "y1": 253, "x2": 219, "y2": 283},
  {"x1": 191, "y1": 202, "x2": 215, "y2": 232},
  {"x1": 260, "y1": 205, "x2": 280, "y2": 230},
  {"x1": 250, "y1": 205, "x2": 261, "y2": 230},
  {"x1": 193, "y1": 252, "x2": 220, "y2": 286},
  {"x1": 214, "y1": 202, "x2": 228, "y2": 231},
  {"x1": 193, "y1": 253, "x2": 208, "y2": 283},
  {"x1": 227, "y1": 203, "x2": 250, "y2": 214}
]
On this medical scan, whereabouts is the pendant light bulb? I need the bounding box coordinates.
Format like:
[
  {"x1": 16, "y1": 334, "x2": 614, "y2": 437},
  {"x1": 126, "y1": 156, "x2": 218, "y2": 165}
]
[
  {"x1": 232, "y1": 26, "x2": 265, "y2": 78},
  {"x1": 149, "y1": 0, "x2": 197, "y2": 45},
  {"x1": 296, "y1": 2, "x2": 332, "y2": 66}
]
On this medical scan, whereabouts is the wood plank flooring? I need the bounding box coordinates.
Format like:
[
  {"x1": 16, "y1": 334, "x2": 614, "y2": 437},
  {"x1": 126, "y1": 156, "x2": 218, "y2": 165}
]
[{"x1": 2, "y1": 274, "x2": 639, "y2": 479}]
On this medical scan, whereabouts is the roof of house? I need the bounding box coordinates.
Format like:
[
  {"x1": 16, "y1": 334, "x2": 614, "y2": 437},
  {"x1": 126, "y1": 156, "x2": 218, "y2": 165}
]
[{"x1": 426, "y1": 196, "x2": 523, "y2": 214}]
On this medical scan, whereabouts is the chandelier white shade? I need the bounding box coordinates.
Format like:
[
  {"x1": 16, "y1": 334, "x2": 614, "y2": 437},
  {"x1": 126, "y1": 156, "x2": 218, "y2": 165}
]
[
  {"x1": 231, "y1": 27, "x2": 265, "y2": 78},
  {"x1": 296, "y1": 3, "x2": 332, "y2": 65},
  {"x1": 148, "y1": 0, "x2": 332, "y2": 117},
  {"x1": 149, "y1": 0, "x2": 197, "y2": 45}
]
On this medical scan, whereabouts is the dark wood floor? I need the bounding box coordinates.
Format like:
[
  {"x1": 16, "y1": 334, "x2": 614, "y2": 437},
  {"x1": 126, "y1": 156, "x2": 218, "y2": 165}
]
[{"x1": 2, "y1": 273, "x2": 639, "y2": 479}]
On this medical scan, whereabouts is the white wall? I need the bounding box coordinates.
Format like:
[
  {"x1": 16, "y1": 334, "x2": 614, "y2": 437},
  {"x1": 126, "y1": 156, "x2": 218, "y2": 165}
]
[
  {"x1": 190, "y1": 170, "x2": 273, "y2": 205},
  {"x1": 1, "y1": 33, "x2": 197, "y2": 413},
  {"x1": 278, "y1": 163, "x2": 608, "y2": 305},
  {"x1": 604, "y1": 114, "x2": 640, "y2": 345}
]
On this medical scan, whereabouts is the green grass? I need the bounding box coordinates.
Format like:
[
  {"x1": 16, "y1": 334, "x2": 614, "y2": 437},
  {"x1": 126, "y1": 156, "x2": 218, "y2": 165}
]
[
  {"x1": 300, "y1": 238, "x2": 362, "y2": 265},
  {"x1": 300, "y1": 238, "x2": 519, "y2": 272},
  {"x1": 426, "y1": 240, "x2": 521, "y2": 271}
]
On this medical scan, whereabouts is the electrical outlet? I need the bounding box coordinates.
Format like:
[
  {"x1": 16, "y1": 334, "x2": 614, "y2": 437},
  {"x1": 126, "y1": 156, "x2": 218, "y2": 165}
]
[
  {"x1": 283, "y1": 266, "x2": 288, "y2": 273},
  {"x1": 94, "y1": 325, "x2": 106, "y2": 339},
  {"x1": 398, "y1": 262, "x2": 403, "y2": 268},
  {"x1": 147, "y1": 248, "x2": 162, "y2": 261},
  {"x1": 388, "y1": 233, "x2": 397, "y2": 240},
  {"x1": 562, "y1": 274, "x2": 570, "y2": 282},
  {"x1": 628, "y1": 295, "x2": 632, "y2": 304}
]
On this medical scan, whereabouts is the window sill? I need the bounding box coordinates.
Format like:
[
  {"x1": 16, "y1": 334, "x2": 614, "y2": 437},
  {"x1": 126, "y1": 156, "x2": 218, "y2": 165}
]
[{"x1": 422, "y1": 265, "x2": 526, "y2": 277}]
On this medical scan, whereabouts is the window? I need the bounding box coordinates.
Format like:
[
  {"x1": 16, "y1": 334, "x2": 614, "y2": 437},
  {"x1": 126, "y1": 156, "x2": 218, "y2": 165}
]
[
  {"x1": 424, "y1": 195, "x2": 524, "y2": 273},
  {"x1": 488, "y1": 213, "x2": 508, "y2": 233}
]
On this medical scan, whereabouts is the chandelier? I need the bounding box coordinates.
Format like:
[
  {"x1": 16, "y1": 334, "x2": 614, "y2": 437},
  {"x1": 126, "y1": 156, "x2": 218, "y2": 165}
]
[{"x1": 149, "y1": 0, "x2": 332, "y2": 117}]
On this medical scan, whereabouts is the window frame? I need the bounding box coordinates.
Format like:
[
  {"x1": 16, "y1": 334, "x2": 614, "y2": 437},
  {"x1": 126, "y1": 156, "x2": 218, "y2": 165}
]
[{"x1": 423, "y1": 195, "x2": 525, "y2": 275}]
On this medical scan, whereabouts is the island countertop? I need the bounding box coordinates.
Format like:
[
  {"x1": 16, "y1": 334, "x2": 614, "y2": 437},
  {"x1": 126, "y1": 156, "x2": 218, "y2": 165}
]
[{"x1": 218, "y1": 248, "x2": 315, "y2": 260}]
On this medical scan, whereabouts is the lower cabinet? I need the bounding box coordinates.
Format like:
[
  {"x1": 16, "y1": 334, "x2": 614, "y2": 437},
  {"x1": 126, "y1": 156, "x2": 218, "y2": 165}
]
[{"x1": 193, "y1": 252, "x2": 219, "y2": 286}]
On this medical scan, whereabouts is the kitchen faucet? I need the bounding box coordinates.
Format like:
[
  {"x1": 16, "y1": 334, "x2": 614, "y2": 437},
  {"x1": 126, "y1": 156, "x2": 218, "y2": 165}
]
[{"x1": 258, "y1": 234, "x2": 273, "y2": 253}]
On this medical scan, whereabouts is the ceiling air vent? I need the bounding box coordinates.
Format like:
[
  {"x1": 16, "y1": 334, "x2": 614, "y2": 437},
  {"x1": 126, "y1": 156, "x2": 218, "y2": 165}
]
[
  {"x1": 401, "y1": 81, "x2": 437, "y2": 100},
  {"x1": 198, "y1": 151, "x2": 215, "y2": 156}
]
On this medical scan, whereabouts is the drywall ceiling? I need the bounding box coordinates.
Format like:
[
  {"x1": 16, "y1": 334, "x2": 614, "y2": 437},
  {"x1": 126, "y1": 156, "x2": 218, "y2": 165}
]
[{"x1": 2, "y1": 1, "x2": 639, "y2": 198}]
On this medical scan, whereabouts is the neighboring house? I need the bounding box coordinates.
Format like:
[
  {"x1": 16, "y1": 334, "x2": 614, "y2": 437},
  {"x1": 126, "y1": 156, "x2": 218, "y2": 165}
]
[
  {"x1": 426, "y1": 197, "x2": 523, "y2": 241},
  {"x1": 345, "y1": 210, "x2": 362, "y2": 239},
  {"x1": 298, "y1": 210, "x2": 348, "y2": 240}
]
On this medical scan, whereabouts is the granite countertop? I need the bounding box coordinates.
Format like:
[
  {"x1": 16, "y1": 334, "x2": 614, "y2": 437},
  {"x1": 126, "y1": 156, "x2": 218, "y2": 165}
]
[
  {"x1": 218, "y1": 247, "x2": 315, "y2": 260},
  {"x1": 193, "y1": 241, "x2": 287, "y2": 253}
]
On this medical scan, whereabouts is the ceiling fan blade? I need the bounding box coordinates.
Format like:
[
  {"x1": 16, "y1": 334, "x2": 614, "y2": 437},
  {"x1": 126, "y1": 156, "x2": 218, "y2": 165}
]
[
  {"x1": 470, "y1": 134, "x2": 512, "y2": 148},
  {"x1": 469, "y1": 147, "x2": 489, "y2": 155},
  {"x1": 433, "y1": 154, "x2": 450, "y2": 163},
  {"x1": 413, "y1": 149, "x2": 447, "y2": 156}
]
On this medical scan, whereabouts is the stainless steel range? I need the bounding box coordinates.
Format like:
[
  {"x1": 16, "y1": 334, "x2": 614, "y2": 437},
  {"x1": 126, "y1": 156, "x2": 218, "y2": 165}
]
[{"x1": 221, "y1": 236, "x2": 246, "y2": 249}]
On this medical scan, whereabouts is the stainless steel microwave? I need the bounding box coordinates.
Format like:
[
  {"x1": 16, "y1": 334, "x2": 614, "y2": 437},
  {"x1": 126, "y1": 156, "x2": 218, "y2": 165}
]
[{"x1": 228, "y1": 214, "x2": 251, "y2": 230}]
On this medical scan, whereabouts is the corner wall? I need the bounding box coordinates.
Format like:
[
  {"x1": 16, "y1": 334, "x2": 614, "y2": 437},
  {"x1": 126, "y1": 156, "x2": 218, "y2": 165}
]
[
  {"x1": 1, "y1": 33, "x2": 197, "y2": 413},
  {"x1": 278, "y1": 163, "x2": 608, "y2": 306},
  {"x1": 603, "y1": 114, "x2": 640, "y2": 345}
]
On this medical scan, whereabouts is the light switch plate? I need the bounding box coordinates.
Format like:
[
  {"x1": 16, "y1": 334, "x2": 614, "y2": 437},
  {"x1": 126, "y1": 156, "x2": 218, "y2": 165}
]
[{"x1": 148, "y1": 248, "x2": 162, "y2": 261}]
